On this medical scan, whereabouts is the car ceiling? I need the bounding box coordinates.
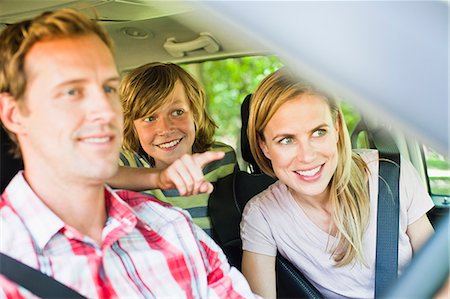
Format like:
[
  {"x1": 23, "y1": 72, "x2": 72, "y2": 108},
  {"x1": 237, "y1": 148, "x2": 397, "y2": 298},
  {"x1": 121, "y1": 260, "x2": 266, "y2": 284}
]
[
  {"x1": 0, "y1": 0, "x2": 448, "y2": 155},
  {"x1": 0, "y1": 0, "x2": 269, "y2": 71},
  {"x1": 202, "y1": 1, "x2": 449, "y2": 155}
]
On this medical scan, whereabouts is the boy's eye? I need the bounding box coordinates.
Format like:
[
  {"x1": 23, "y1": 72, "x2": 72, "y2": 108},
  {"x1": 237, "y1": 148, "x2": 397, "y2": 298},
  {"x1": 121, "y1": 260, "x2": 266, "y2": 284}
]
[
  {"x1": 279, "y1": 137, "x2": 294, "y2": 145},
  {"x1": 312, "y1": 129, "x2": 327, "y2": 137},
  {"x1": 171, "y1": 109, "x2": 184, "y2": 117},
  {"x1": 144, "y1": 116, "x2": 156, "y2": 122}
]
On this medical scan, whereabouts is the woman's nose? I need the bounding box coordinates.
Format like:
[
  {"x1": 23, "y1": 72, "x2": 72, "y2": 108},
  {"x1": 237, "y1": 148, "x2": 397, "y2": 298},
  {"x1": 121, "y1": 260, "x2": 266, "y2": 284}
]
[{"x1": 296, "y1": 141, "x2": 316, "y2": 163}]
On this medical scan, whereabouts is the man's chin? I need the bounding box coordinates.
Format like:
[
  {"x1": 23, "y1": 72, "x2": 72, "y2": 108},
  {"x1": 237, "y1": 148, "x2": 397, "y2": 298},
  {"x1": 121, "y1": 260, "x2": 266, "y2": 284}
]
[{"x1": 81, "y1": 163, "x2": 119, "y2": 184}]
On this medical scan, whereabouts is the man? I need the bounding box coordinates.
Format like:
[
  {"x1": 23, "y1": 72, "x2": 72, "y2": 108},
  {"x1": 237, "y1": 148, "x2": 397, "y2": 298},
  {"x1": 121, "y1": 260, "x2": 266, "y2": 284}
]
[{"x1": 0, "y1": 9, "x2": 255, "y2": 298}]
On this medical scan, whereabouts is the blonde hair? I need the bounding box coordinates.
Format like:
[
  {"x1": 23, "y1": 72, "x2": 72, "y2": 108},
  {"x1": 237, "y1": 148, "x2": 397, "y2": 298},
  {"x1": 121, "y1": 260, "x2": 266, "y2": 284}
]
[
  {"x1": 0, "y1": 8, "x2": 113, "y2": 157},
  {"x1": 121, "y1": 62, "x2": 216, "y2": 155},
  {"x1": 248, "y1": 68, "x2": 370, "y2": 266}
]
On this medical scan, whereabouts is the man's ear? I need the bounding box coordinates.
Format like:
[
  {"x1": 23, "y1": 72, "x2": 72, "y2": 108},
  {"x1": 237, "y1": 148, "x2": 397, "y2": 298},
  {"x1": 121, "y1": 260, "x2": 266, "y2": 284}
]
[
  {"x1": 259, "y1": 138, "x2": 271, "y2": 160},
  {"x1": 0, "y1": 93, "x2": 25, "y2": 134}
]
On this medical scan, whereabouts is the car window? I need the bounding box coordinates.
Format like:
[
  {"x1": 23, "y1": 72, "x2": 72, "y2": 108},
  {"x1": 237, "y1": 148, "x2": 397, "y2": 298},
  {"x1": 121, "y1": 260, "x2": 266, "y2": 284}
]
[
  {"x1": 183, "y1": 55, "x2": 283, "y2": 150},
  {"x1": 423, "y1": 146, "x2": 450, "y2": 197},
  {"x1": 183, "y1": 56, "x2": 370, "y2": 150}
]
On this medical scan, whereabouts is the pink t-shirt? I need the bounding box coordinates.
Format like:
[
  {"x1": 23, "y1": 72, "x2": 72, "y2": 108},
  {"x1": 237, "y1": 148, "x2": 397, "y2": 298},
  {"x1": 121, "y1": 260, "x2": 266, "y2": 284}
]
[{"x1": 241, "y1": 149, "x2": 434, "y2": 298}]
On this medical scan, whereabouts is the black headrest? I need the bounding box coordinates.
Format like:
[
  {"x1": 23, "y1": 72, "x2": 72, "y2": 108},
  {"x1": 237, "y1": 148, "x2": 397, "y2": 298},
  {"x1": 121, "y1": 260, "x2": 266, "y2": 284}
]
[
  {"x1": 240, "y1": 94, "x2": 262, "y2": 174},
  {"x1": 1, "y1": 126, "x2": 23, "y2": 192}
]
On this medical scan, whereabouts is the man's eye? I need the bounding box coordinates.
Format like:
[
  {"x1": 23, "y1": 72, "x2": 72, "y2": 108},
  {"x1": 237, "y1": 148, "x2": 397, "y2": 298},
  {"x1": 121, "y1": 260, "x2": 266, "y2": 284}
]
[
  {"x1": 144, "y1": 116, "x2": 156, "y2": 122},
  {"x1": 312, "y1": 129, "x2": 327, "y2": 137},
  {"x1": 172, "y1": 109, "x2": 184, "y2": 117},
  {"x1": 279, "y1": 137, "x2": 294, "y2": 145},
  {"x1": 66, "y1": 88, "x2": 79, "y2": 96},
  {"x1": 104, "y1": 86, "x2": 117, "y2": 94}
]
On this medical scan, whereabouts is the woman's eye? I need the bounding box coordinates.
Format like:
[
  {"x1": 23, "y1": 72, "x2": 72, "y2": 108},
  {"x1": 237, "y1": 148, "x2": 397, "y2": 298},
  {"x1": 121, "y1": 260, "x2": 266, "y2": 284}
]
[
  {"x1": 144, "y1": 116, "x2": 156, "y2": 122},
  {"x1": 279, "y1": 137, "x2": 294, "y2": 145},
  {"x1": 312, "y1": 129, "x2": 327, "y2": 137},
  {"x1": 172, "y1": 109, "x2": 184, "y2": 117}
]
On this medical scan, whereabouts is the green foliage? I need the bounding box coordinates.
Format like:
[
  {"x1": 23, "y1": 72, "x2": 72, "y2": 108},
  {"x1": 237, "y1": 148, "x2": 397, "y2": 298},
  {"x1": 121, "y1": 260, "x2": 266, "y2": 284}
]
[
  {"x1": 183, "y1": 56, "x2": 366, "y2": 149},
  {"x1": 182, "y1": 56, "x2": 449, "y2": 196},
  {"x1": 184, "y1": 56, "x2": 283, "y2": 148}
]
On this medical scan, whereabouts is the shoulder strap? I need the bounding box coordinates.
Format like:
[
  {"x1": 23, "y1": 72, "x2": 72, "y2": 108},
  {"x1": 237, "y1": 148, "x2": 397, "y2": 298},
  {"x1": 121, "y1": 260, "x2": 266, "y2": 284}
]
[
  {"x1": 0, "y1": 252, "x2": 86, "y2": 298},
  {"x1": 375, "y1": 151, "x2": 401, "y2": 297}
]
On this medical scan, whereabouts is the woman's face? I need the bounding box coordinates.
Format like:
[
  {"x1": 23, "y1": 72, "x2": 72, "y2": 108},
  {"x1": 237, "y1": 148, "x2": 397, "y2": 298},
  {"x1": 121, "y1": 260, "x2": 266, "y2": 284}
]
[
  {"x1": 260, "y1": 93, "x2": 339, "y2": 202},
  {"x1": 133, "y1": 81, "x2": 196, "y2": 169}
]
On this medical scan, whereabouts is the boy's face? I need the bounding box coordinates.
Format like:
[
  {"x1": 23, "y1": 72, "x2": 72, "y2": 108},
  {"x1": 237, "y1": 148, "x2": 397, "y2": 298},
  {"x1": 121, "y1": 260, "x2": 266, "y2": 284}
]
[
  {"x1": 17, "y1": 34, "x2": 123, "y2": 183},
  {"x1": 133, "y1": 81, "x2": 196, "y2": 170}
]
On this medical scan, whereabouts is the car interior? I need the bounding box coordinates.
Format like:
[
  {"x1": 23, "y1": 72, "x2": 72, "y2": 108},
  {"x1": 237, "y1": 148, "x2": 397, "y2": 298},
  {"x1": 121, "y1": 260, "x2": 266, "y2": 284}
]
[{"x1": 0, "y1": 1, "x2": 448, "y2": 298}]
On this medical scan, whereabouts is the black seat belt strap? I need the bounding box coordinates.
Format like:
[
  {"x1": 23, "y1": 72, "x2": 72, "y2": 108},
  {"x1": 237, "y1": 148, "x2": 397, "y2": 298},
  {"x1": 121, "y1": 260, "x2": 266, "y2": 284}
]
[
  {"x1": 374, "y1": 151, "x2": 401, "y2": 298},
  {"x1": 0, "y1": 252, "x2": 86, "y2": 298}
]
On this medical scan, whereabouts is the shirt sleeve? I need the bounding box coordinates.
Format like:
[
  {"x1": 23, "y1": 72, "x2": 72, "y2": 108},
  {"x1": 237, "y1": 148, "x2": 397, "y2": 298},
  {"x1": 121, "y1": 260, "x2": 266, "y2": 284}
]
[
  {"x1": 119, "y1": 150, "x2": 138, "y2": 167},
  {"x1": 192, "y1": 225, "x2": 260, "y2": 298},
  {"x1": 240, "y1": 199, "x2": 277, "y2": 256},
  {"x1": 400, "y1": 157, "x2": 435, "y2": 225},
  {"x1": 204, "y1": 143, "x2": 239, "y2": 182}
]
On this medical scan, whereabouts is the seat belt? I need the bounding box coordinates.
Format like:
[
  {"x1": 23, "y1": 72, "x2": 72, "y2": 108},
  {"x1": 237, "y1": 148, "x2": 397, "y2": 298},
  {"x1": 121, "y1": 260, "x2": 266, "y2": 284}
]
[
  {"x1": 0, "y1": 252, "x2": 86, "y2": 298},
  {"x1": 375, "y1": 150, "x2": 401, "y2": 298},
  {"x1": 351, "y1": 118, "x2": 402, "y2": 297}
]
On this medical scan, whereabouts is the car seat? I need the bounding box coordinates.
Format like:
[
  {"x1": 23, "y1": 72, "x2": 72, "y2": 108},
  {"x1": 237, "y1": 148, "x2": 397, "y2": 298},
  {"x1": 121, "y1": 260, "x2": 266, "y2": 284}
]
[{"x1": 209, "y1": 94, "x2": 323, "y2": 298}]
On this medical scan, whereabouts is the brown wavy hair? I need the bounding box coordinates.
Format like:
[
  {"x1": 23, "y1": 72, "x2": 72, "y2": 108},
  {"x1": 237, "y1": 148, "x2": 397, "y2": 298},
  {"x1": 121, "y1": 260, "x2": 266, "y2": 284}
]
[{"x1": 0, "y1": 8, "x2": 113, "y2": 157}]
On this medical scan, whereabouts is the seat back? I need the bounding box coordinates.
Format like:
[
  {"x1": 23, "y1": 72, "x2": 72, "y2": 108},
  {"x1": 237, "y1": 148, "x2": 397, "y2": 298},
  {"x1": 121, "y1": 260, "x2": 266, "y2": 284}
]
[
  {"x1": 1, "y1": 126, "x2": 23, "y2": 192},
  {"x1": 209, "y1": 94, "x2": 322, "y2": 298},
  {"x1": 240, "y1": 94, "x2": 262, "y2": 174}
]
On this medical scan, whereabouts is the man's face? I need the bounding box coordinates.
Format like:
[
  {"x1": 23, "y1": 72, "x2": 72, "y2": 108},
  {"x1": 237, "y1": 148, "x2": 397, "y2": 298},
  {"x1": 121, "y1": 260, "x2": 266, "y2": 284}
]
[{"x1": 18, "y1": 34, "x2": 123, "y2": 184}]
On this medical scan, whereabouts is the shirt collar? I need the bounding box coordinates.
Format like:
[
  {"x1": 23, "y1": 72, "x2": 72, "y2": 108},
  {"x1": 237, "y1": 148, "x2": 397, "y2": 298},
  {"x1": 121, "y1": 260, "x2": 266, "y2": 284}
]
[
  {"x1": 4, "y1": 172, "x2": 64, "y2": 250},
  {"x1": 4, "y1": 173, "x2": 140, "y2": 250},
  {"x1": 104, "y1": 185, "x2": 138, "y2": 230}
]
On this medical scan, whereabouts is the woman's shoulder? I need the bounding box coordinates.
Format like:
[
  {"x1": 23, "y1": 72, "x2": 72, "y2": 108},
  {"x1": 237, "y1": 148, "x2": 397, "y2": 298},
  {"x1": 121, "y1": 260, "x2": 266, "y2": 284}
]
[{"x1": 246, "y1": 180, "x2": 287, "y2": 209}]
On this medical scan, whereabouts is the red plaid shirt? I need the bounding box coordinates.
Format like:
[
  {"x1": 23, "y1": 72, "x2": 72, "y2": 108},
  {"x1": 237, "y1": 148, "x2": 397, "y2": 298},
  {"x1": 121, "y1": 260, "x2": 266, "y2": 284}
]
[{"x1": 0, "y1": 172, "x2": 257, "y2": 299}]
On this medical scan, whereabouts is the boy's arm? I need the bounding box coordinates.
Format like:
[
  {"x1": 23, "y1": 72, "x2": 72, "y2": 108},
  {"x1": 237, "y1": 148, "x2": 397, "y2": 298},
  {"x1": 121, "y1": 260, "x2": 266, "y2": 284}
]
[{"x1": 107, "y1": 151, "x2": 225, "y2": 196}]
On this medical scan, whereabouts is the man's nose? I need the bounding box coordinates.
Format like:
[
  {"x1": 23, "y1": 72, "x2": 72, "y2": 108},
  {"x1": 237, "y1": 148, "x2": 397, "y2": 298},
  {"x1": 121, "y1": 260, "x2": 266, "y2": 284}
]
[{"x1": 87, "y1": 88, "x2": 119, "y2": 124}]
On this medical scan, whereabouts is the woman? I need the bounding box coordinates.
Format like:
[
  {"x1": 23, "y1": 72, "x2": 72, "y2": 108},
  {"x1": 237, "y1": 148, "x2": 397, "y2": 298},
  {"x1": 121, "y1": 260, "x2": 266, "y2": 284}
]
[
  {"x1": 240, "y1": 68, "x2": 434, "y2": 298},
  {"x1": 116, "y1": 62, "x2": 238, "y2": 236}
]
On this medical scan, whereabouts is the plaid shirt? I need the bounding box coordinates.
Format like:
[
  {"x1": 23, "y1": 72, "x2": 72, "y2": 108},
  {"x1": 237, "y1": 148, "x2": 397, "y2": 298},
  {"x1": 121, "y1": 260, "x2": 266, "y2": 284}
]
[{"x1": 0, "y1": 172, "x2": 257, "y2": 299}]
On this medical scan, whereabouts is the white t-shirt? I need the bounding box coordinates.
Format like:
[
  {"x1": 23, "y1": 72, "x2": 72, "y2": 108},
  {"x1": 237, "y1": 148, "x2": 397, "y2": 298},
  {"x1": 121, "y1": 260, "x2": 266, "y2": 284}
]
[{"x1": 240, "y1": 149, "x2": 434, "y2": 299}]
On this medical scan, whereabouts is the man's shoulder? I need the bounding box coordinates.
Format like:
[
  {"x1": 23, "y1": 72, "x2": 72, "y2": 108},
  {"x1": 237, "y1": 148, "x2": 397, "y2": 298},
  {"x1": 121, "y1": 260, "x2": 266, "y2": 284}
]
[
  {"x1": 115, "y1": 189, "x2": 172, "y2": 208},
  {"x1": 113, "y1": 189, "x2": 192, "y2": 227}
]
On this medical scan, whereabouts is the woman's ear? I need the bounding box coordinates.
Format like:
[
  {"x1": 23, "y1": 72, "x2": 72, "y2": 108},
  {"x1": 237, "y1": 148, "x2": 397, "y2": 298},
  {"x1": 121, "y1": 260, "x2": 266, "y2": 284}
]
[
  {"x1": 259, "y1": 138, "x2": 271, "y2": 160},
  {"x1": 0, "y1": 93, "x2": 26, "y2": 135}
]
